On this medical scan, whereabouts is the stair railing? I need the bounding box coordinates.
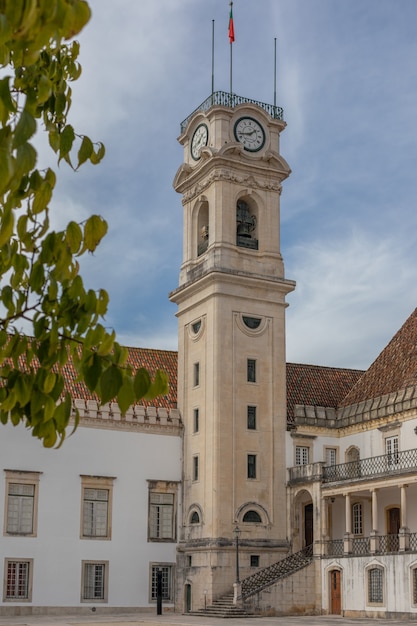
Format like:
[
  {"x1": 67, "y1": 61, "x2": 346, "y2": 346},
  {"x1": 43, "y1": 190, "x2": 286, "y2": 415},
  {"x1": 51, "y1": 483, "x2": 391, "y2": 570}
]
[{"x1": 240, "y1": 544, "x2": 313, "y2": 600}]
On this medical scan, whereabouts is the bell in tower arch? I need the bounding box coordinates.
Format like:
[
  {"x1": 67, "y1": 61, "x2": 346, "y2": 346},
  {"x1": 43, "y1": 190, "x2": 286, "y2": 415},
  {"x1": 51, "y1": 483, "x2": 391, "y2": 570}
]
[{"x1": 236, "y1": 199, "x2": 258, "y2": 250}]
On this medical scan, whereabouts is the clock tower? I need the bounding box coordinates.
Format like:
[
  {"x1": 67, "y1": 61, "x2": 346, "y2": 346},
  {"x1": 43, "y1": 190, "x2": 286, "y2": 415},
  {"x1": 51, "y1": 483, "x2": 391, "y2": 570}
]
[{"x1": 170, "y1": 91, "x2": 295, "y2": 612}]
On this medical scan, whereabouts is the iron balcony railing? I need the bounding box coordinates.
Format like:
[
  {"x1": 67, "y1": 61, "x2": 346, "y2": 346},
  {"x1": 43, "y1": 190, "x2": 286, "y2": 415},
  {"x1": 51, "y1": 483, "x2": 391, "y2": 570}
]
[
  {"x1": 323, "y1": 534, "x2": 401, "y2": 557},
  {"x1": 180, "y1": 91, "x2": 284, "y2": 133},
  {"x1": 323, "y1": 447, "x2": 417, "y2": 484}
]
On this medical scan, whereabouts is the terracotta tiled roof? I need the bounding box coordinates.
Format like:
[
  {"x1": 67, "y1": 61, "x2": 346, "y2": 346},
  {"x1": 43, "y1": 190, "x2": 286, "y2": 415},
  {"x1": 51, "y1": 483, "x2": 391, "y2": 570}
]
[
  {"x1": 340, "y1": 307, "x2": 417, "y2": 407},
  {"x1": 286, "y1": 362, "x2": 364, "y2": 423},
  {"x1": 61, "y1": 347, "x2": 178, "y2": 410}
]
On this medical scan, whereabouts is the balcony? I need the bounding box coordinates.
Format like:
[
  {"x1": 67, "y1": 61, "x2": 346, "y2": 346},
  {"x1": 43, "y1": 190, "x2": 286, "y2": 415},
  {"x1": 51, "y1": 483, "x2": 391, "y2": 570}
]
[
  {"x1": 180, "y1": 91, "x2": 284, "y2": 133},
  {"x1": 288, "y1": 447, "x2": 417, "y2": 486},
  {"x1": 323, "y1": 531, "x2": 417, "y2": 558},
  {"x1": 323, "y1": 447, "x2": 417, "y2": 484}
]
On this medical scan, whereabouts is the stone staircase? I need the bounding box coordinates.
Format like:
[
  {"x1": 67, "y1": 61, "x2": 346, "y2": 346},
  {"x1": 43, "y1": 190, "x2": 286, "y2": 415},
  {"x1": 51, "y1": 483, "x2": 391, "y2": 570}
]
[
  {"x1": 188, "y1": 545, "x2": 313, "y2": 618},
  {"x1": 241, "y1": 544, "x2": 314, "y2": 599},
  {"x1": 188, "y1": 593, "x2": 258, "y2": 618}
]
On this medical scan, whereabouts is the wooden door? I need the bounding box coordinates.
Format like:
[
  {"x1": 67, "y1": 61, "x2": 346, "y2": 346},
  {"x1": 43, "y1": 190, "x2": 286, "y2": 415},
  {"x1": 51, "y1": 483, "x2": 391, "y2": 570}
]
[
  {"x1": 304, "y1": 503, "x2": 313, "y2": 547},
  {"x1": 330, "y1": 570, "x2": 341, "y2": 614}
]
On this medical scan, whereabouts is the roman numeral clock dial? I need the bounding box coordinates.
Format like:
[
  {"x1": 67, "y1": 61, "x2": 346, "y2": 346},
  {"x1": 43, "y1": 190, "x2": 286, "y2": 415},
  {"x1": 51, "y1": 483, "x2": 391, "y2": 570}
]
[
  {"x1": 191, "y1": 123, "x2": 209, "y2": 160},
  {"x1": 234, "y1": 116, "x2": 266, "y2": 152}
]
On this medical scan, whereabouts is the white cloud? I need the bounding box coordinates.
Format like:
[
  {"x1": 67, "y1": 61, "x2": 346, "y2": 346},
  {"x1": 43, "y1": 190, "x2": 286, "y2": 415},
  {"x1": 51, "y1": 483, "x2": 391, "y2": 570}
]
[
  {"x1": 286, "y1": 227, "x2": 417, "y2": 369},
  {"x1": 24, "y1": 0, "x2": 417, "y2": 375}
]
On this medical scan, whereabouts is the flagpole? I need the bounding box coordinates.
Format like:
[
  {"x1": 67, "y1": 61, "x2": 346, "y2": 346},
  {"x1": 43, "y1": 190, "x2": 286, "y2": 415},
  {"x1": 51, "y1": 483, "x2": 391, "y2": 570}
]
[
  {"x1": 274, "y1": 37, "x2": 277, "y2": 109},
  {"x1": 230, "y1": 34, "x2": 233, "y2": 96},
  {"x1": 212, "y1": 19, "x2": 215, "y2": 96},
  {"x1": 229, "y1": 0, "x2": 234, "y2": 100}
]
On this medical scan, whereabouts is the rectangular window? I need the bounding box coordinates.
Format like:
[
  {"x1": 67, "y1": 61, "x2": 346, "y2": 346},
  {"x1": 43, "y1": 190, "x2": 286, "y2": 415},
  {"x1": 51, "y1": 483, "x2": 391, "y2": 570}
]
[
  {"x1": 4, "y1": 470, "x2": 40, "y2": 537},
  {"x1": 352, "y1": 502, "x2": 363, "y2": 535},
  {"x1": 193, "y1": 408, "x2": 199, "y2": 433},
  {"x1": 247, "y1": 454, "x2": 257, "y2": 479},
  {"x1": 250, "y1": 555, "x2": 260, "y2": 567},
  {"x1": 247, "y1": 359, "x2": 256, "y2": 383},
  {"x1": 149, "y1": 493, "x2": 175, "y2": 540},
  {"x1": 83, "y1": 488, "x2": 109, "y2": 537},
  {"x1": 385, "y1": 435, "x2": 399, "y2": 466},
  {"x1": 81, "y1": 561, "x2": 108, "y2": 602},
  {"x1": 4, "y1": 559, "x2": 32, "y2": 601},
  {"x1": 193, "y1": 456, "x2": 199, "y2": 481},
  {"x1": 193, "y1": 362, "x2": 200, "y2": 387},
  {"x1": 150, "y1": 564, "x2": 173, "y2": 601},
  {"x1": 325, "y1": 447, "x2": 337, "y2": 466},
  {"x1": 295, "y1": 446, "x2": 309, "y2": 466},
  {"x1": 368, "y1": 567, "x2": 383, "y2": 604},
  {"x1": 80, "y1": 476, "x2": 114, "y2": 540},
  {"x1": 247, "y1": 405, "x2": 257, "y2": 430},
  {"x1": 7, "y1": 484, "x2": 34, "y2": 535},
  {"x1": 413, "y1": 569, "x2": 417, "y2": 605}
]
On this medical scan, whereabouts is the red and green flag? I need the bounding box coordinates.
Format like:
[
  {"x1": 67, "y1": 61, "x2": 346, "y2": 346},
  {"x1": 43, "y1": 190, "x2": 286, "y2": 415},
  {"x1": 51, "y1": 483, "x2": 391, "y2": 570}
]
[{"x1": 228, "y1": 3, "x2": 235, "y2": 43}]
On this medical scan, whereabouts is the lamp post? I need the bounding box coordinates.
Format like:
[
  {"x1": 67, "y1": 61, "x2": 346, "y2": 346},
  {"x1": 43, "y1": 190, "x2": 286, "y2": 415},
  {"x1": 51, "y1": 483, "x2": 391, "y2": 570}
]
[{"x1": 233, "y1": 525, "x2": 241, "y2": 583}]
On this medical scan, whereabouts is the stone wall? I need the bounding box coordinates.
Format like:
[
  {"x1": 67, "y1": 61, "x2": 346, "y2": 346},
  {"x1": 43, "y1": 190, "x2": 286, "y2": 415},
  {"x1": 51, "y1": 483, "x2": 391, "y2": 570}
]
[{"x1": 244, "y1": 561, "x2": 319, "y2": 616}]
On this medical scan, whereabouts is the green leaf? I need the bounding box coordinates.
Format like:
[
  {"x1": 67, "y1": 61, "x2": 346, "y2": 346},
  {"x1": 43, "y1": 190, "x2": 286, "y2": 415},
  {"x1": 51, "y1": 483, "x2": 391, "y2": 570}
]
[
  {"x1": 117, "y1": 375, "x2": 135, "y2": 415},
  {"x1": 53, "y1": 394, "x2": 71, "y2": 430},
  {"x1": 48, "y1": 129, "x2": 60, "y2": 153},
  {"x1": 83, "y1": 214, "x2": 108, "y2": 252},
  {"x1": 82, "y1": 352, "x2": 102, "y2": 392},
  {"x1": 29, "y1": 262, "x2": 45, "y2": 292},
  {"x1": 64, "y1": 0, "x2": 91, "y2": 39},
  {"x1": 32, "y1": 181, "x2": 52, "y2": 214},
  {"x1": 0, "y1": 142, "x2": 14, "y2": 194},
  {"x1": 13, "y1": 109, "x2": 36, "y2": 149},
  {"x1": 15, "y1": 374, "x2": 32, "y2": 407},
  {"x1": 42, "y1": 371, "x2": 56, "y2": 394},
  {"x1": 15, "y1": 142, "x2": 37, "y2": 177},
  {"x1": 96, "y1": 329, "x2": 115, "y2": 356},
  {"x1": 77, "y1": 135, "x2": 93, "y2": 168},
  {"x1": 0, "y1": 206, "x2": 14, "y2": 247},
  {"x1": 134, "y1": 367, "x2": 151, "y2": 400},
  {"x1": 100, "y1": 364, "x2": 123, "y2": 404},
  {"x1": 90, "y1": 141, "x2": 105, "y2": 165},
  {"x1": 0, "y1": 76, "x2": 16, "y2": 125},
  {"x1": 145, "y1": 369, "x2": 169, "y2": 400},
  {"x1": 0, "y1": 14, "x2": 12, "y2": 46},
  {"x1": 58, "y1": 124, "x2": 75, "y2": 161},
  {"x1": 65, "y1": 220, "x2": 82, "y2": 253}
]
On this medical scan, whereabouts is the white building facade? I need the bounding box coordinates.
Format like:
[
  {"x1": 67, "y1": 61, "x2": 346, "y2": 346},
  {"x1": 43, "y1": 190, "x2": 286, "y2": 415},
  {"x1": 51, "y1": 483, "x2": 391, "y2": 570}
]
[{"x1": 0, "y1": 401, "x2": 182, "y2": 615}]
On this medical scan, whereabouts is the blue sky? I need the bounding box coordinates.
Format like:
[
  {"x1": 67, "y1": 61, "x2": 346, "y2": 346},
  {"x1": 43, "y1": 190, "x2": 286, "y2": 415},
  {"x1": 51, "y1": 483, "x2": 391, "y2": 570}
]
[{"x1": 46, "y1": 0, "x2": 417, "y2": 370}]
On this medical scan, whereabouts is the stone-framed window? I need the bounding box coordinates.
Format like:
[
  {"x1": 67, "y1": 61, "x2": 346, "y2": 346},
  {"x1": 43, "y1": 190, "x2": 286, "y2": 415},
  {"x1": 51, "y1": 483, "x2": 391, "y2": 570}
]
[
  {"x1": 4, "y1": 470, "x2": 41, "y2": 537},
  {"x1": 148, "y1": 480, "x2": 178, "y2": 542},
  {"x1": 367, "y1": 565, "x2": 384, "y2": 605},
  {"x1": 3, "y1": 558, "x2": 33, "y2": 601},
  {"x1": 80, "y1": 475, "x2": 115, "y2": 540},
  {"x1": 81, "y1": 561, "x2": 108, "y2": 602}
]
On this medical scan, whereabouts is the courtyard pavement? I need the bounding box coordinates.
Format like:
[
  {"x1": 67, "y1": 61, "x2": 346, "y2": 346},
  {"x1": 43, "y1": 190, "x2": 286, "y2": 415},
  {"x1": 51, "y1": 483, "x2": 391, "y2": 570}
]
[{"x1": 0, "y1": 613, "x2": 413, "y2": 626}]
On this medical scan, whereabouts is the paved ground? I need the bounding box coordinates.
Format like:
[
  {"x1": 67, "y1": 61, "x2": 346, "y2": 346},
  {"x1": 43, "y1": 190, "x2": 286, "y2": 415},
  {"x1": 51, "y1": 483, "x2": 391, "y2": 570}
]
[{"x1": 0, "y1": 613, "x2": 413, "y2": 626}]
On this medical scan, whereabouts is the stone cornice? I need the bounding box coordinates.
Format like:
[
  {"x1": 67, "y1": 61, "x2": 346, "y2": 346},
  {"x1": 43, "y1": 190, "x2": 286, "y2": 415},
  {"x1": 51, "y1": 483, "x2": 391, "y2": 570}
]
[
  {"x1": 72, "y1": 399, "x2": 183, "y2": 437},
  {"x1": 292, "y1": 384, "x2": 417, "y2": 431},
  {"x1": 174, "y1": 154, "x2": 287, "y2": 203}
]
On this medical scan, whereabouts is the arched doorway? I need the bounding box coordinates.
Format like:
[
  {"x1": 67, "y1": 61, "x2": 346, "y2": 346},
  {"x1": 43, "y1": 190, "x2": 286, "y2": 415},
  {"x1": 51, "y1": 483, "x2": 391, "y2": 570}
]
[
  {"x1": 329, "y1": 569, "x2": 341, "y2": 614},
  {"x1": 292, "y1": 489, "x2": 314, "y2": 551},
  {"x1": 304, "y1": 502, "x2": 313, "y2": 547},
  {"x1": 184, "y1": 584, "x2": 192, "y2": 613}
]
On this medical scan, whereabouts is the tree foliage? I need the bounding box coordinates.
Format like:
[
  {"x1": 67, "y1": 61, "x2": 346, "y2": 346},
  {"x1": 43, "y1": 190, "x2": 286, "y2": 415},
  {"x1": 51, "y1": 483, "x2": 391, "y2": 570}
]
[{"x1": 0, "y1": 0, "x2": 168, "y2": 447}]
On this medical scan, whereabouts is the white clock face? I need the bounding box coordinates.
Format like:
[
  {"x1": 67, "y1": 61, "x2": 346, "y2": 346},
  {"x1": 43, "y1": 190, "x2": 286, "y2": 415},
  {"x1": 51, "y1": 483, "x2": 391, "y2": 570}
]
[
  {"x1": 234, "y1": 117, "x2": 265, "y2": 152},
  {"x1": 191, "y1": 123, "x2": 208, "y2": 160}
]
